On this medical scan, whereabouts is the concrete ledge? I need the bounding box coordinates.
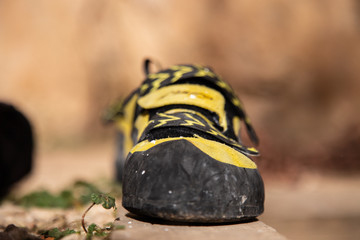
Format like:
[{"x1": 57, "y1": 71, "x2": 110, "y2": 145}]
[{"x1": 112, "y1": 206, "x2": 287, "y2": 240}]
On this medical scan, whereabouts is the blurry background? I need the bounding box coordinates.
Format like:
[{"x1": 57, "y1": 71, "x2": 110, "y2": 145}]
[{"x1": 1, "y1": 0, "x2": 360, "y2": 239}]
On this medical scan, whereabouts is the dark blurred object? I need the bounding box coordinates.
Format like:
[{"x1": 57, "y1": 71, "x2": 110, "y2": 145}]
[
  {"x1": 0, "y1": 224, "x2": 41, "y2": 240},
  {"x1": 0, "y1": 103, "x2": 33, "y2": 199}
]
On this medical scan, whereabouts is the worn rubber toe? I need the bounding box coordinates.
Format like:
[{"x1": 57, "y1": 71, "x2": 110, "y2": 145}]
[{"x1": 122, "y1": 139, "x2": 264, "y2": 222}]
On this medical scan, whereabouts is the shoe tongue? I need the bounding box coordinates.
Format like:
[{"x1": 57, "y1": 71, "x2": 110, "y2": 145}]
[
  {"x1": 138, "y1": 108, "x2": 259, "y2": 156},
  {"x1": 137, "y1": 84, "x2": 229, "y2": 131},
  {"x1": 139, "y1": 64, "x2": 218, "y2": 96},
  {"x1": 138, "y1": 64, "x2": 259, "y2": 146},
  {"x1": 139, "y1": 65, "x2": 240, "y2": 111}
]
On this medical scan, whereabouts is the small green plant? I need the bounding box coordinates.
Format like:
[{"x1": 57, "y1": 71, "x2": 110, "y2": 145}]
[
  {"x1": 85, "y1": 222, "x2": 125, "y2": 239},
  {"x1": 6, "y1": 180, "x2": 124, "y2": 239},
  {"x1": 39, "y1": 228, "x2": 79, "y2": 240},
  {"x1": 90, "y1": 193, "x2": 116, "y2": 210},
  {"x1": 10, "y1": 180, "x2": 121, "y2": 209},
  {"x1": 82, "y1": 193, "x2": 120, "y2": 239},
  {"x1": 15, "y1": 190, "x2": 74, "y2": 208}
]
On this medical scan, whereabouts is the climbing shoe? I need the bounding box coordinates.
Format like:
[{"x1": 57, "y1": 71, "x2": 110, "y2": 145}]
[
  {"x1": 106, "y1": 60, "x2": 264, "y2": 223},
  {"x1": 0, "y1": 103, "x2": 33, "y2": 199}
]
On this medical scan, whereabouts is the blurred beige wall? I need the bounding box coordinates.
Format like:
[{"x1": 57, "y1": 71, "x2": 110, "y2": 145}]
[{"x1": 1, "y1": 0, "x2": 359, "y2": 173}]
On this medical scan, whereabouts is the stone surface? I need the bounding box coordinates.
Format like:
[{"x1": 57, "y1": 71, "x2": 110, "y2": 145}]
[
  {"x1": 0, "y1": 203, "x2": 286, "y2": 240},
  {"x1": 111, "y1": 206, "x2": 286, "y2": 240}
]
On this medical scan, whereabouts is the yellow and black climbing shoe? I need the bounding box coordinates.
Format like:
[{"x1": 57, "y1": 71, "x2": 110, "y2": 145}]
[{"x1": 106, "y1": 60, "x2": 264, "y2": 223}]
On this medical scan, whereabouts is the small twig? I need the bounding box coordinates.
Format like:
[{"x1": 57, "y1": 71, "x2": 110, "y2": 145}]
[{"x1": 82, "y1": 202, "x2": 95, "y2": 233}]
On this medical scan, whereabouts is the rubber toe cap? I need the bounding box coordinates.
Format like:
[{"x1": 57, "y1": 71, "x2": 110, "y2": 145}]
[{"x1": 122, "y1": 139, "x2": 264, "y2": 223}]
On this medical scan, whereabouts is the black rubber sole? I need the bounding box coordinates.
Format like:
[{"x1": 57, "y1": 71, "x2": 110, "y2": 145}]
[{"x1": 122, "y1": 139, "x2": 264, "y2": 223}]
